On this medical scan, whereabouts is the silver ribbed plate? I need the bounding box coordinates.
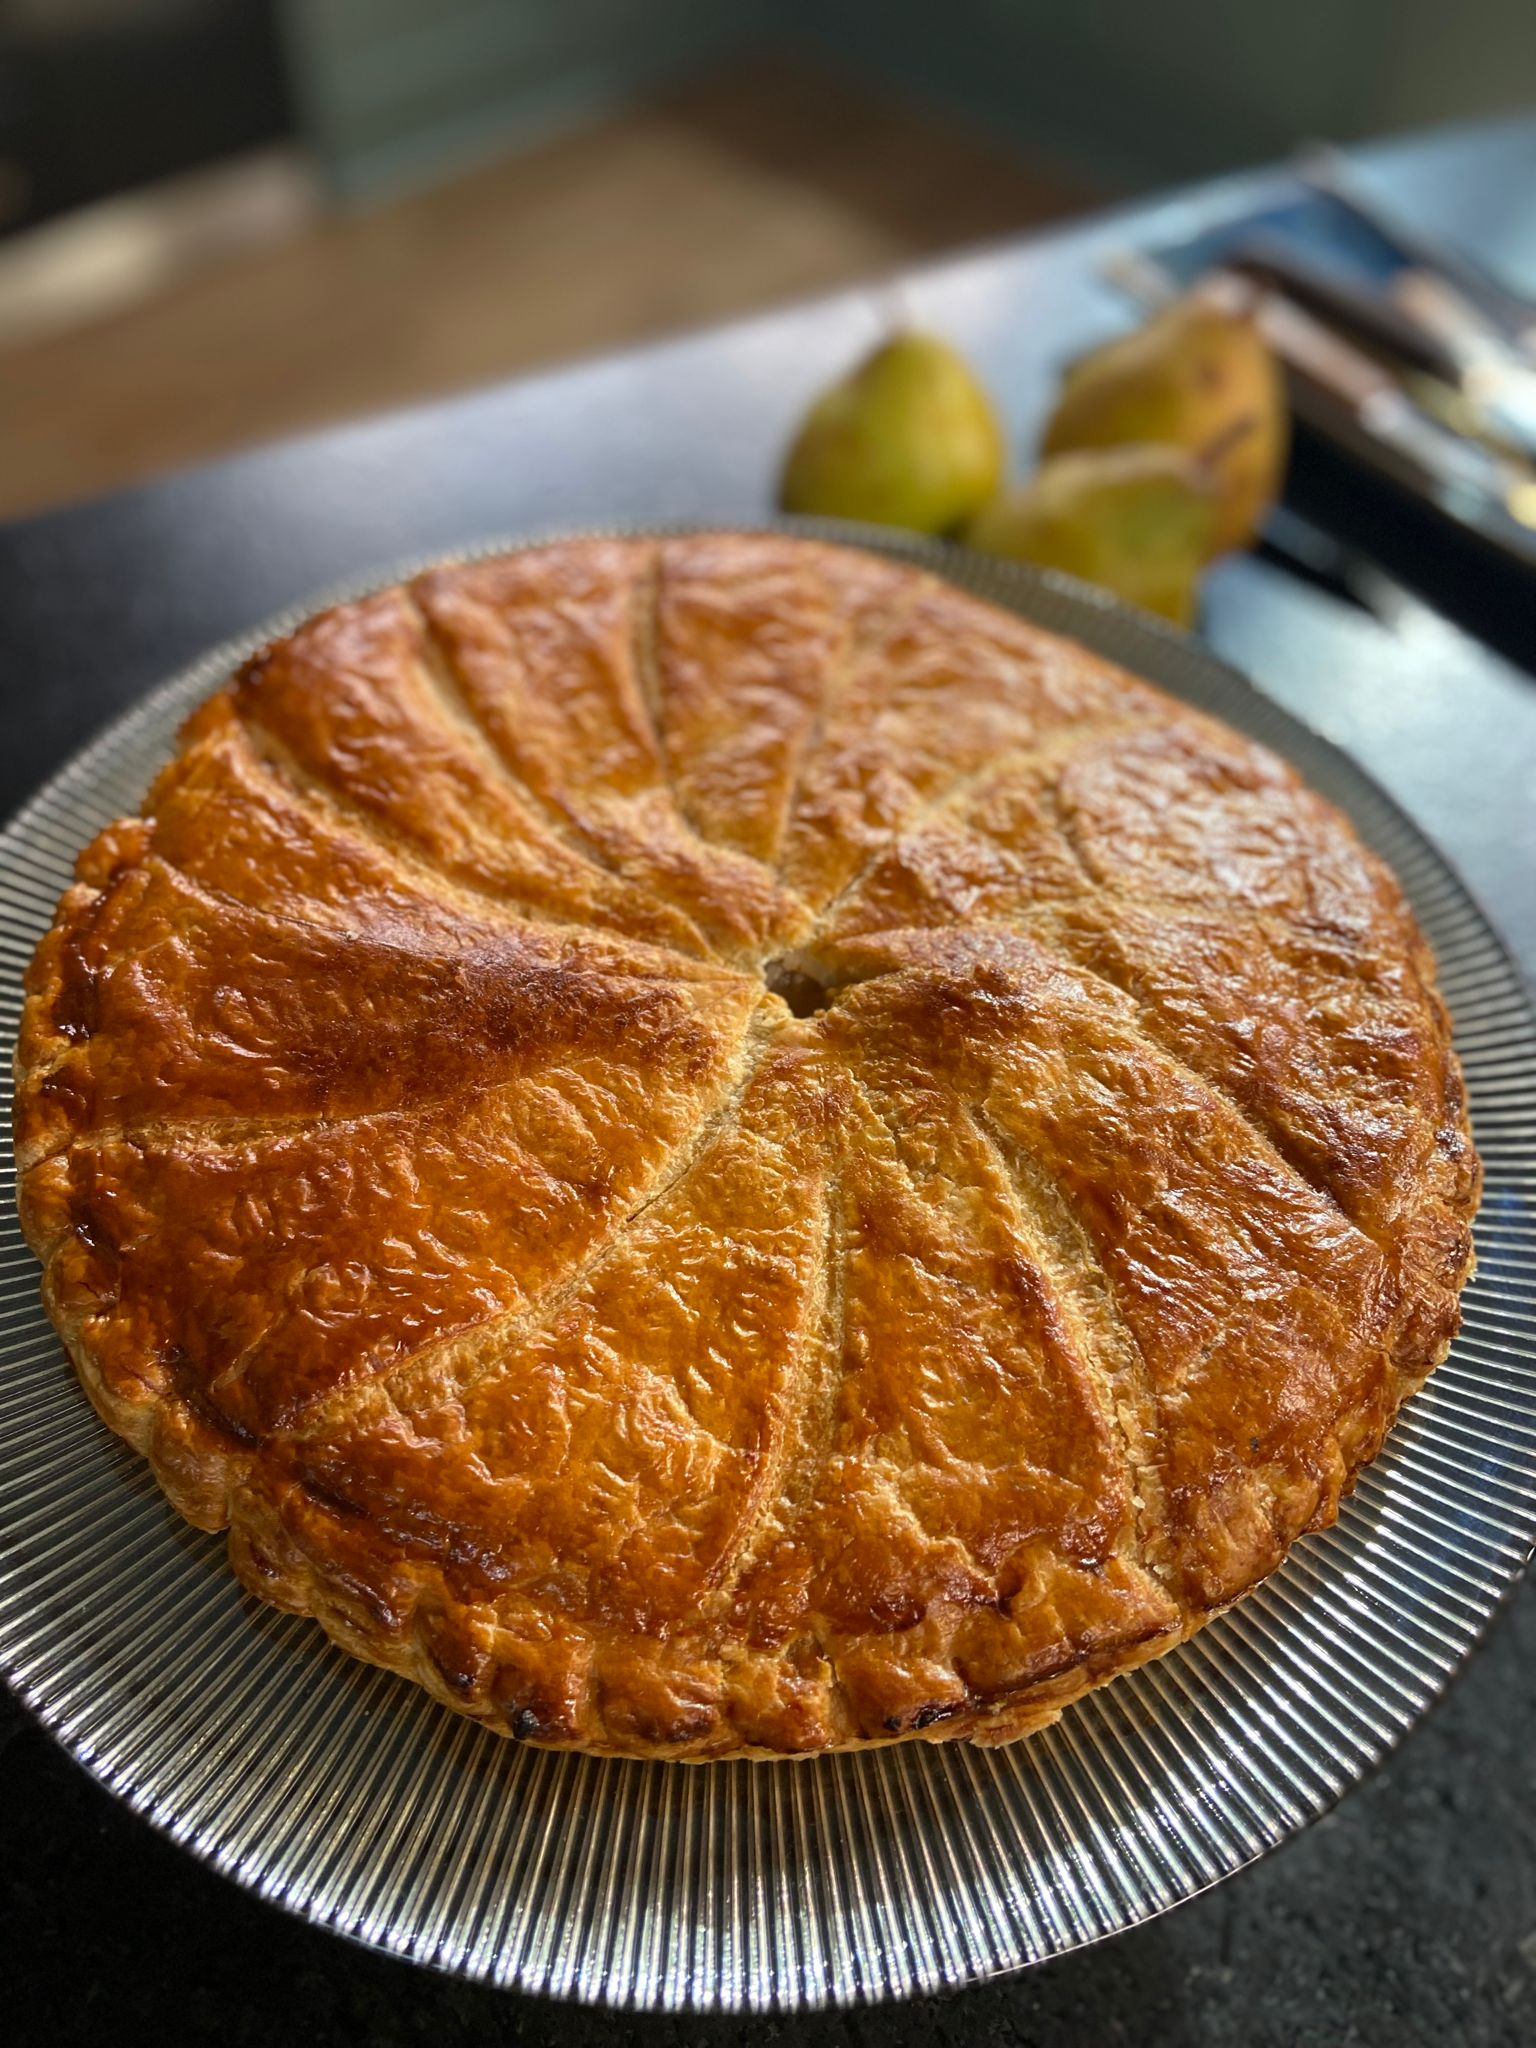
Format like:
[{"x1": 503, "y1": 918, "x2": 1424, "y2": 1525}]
[{"x1": 2, "y1": 526, "x2": 1534, "y2": 2012}]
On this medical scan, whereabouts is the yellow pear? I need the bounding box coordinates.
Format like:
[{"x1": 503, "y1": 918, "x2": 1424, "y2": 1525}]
[
  {"x1": 780, "y1": 332, "x2": 1004, "y2": 533},
  {"x1": 964, "y1": 445, "x2": 1218, "y2": 626},
  {"x1": 1042, "y1": 298, "x2": 1287, "y2": 554}
]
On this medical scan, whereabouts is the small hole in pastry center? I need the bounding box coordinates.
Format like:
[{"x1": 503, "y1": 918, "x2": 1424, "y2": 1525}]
[{"x1": 764, "y1": 956, "x2": 834, "y2": 1018}]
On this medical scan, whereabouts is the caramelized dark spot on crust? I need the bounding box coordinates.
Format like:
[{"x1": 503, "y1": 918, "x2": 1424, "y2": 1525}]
[
  {"x1": 901, "y1": 1700, "x2": 970, "y2": 1733},
  {"x1": 54, "y1": 978, "x2": 97, "y2": 1046},
  {"x1": 164, "y1": 1345, "x2": 258, "y2": 1451}
]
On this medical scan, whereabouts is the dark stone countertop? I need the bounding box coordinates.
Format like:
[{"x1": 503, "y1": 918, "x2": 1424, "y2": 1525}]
[{"x1": 3, "y1": 112, "x2": 1535, "y2": 2048}]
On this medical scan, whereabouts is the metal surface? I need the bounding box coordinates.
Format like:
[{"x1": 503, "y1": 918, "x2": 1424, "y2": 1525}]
[{"x1": 1, "y1": 531, "x2": 1533, "y2": 2013}]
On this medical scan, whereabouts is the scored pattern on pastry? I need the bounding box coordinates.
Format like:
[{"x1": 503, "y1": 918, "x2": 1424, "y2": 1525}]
[{"x1": 15, "y1": 535, "x2": 1479, "y2": 1757}]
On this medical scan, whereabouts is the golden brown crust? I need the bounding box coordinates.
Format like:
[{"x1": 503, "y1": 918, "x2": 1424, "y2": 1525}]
[{"x1": 14, "y1": 534, "x2": 1479, "y2": 1758}]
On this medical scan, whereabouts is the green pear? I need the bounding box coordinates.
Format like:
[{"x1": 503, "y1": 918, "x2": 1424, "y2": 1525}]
[
  {"x1": 1042, "y1": 297, "x2": 1287, "y2": 556},
  {"x1": 965, "y1": 445, "x2": 1217, "y2": 626},
  {"x1": 780, "y1": 332, "x2": 1004, "y2": 533}
]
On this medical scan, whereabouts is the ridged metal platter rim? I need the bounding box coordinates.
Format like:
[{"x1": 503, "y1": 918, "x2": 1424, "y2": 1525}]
[{"x1": 2, "y1": 520, "x2": 1533, "y2": 2012}]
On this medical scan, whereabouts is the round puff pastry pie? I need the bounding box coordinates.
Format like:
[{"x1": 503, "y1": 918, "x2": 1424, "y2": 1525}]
[{"x1": 14, "y1": 535, "x2": 1479, "y2": 1758}]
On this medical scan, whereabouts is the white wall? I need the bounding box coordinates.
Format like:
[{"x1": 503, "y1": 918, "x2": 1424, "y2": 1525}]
[
  {"x1": 793, "y1": 0, "x2": 1536, "y2": 189},
  {"x1": 279, "y1": 0, "x2": 1536, "y2": 203},
  {"x1": 280, "y1": 0, "x2": 769, "y2": 200}
]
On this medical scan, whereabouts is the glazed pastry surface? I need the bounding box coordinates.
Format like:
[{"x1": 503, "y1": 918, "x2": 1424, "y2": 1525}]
[{"x1": 15, "y1": 535, "x2": 1479, "y2": 1757}]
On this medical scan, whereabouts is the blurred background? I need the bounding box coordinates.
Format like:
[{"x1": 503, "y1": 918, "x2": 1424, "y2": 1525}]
[{"x1": 3, "y1": 0, "x2": 1535, "y2": 523}]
